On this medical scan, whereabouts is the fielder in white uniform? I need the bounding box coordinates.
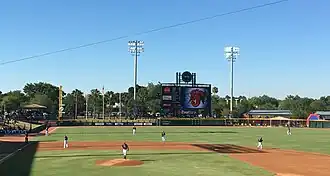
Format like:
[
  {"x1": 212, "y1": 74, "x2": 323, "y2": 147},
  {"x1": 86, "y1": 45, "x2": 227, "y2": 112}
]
[
  {"x1": 122, "y1": 142, "x2": 129, "y2": 159},
  {"x1": 64, "y1": 135, "x2": 68, "y2": 148},
  {"x1": 132, "y1": 126, "x2": 136, "y2": 135},
  {"x1": 287, "y1": 122, "x2": 292, "y2": 135},
  {"x1": 45, "y1": 126, "x2": 49, "y2": 136},
  {"x1": 161, "y1": 131, "x2": 166, "y2": 142},
  {"x1": 257, "y1": 137, "x2": 263, "y2": 150}
]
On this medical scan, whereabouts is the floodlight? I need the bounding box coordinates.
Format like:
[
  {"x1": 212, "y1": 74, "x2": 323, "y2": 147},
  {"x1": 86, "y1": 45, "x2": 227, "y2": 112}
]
[
  {"x1": 224, "y1": 46, "x2": 240, "y2": 114},
  {"x1": 128, "y1": 40, "x2": 145, "y2": 110}
]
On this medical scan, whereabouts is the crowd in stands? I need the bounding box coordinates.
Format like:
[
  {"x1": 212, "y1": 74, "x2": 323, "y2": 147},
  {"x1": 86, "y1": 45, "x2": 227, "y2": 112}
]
[
  {"x1": 0, "y1": 125, "x2": 27, "y2": 135},
  {"x1": 4, "y1": 110, "x2": 47, "y2": 121},
  {"x1": 0, "y1": 118, "x2": 29, "y2": 135}
]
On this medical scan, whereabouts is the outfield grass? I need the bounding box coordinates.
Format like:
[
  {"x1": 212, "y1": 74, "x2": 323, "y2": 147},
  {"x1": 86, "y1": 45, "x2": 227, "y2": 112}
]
[
  {"x1": 36, "y1": 127, "x2": 330, "y2": 154},
  {"x1": 13, "y1": 127, "x2": 330, "y2": 176}
]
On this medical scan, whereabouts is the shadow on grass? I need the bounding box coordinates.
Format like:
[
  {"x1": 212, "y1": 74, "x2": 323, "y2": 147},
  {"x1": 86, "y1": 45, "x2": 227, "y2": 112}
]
[
  {"x1": 192, "y1": 144, "x2": 267, "y2": 154},
  {"x1": 0, "y1": 141, "x2": 39, "y2": 176},
  {"x1": 140, "y1": 159, "x2": 156, "y2": 162},
  {"x1": 53, "y1": 131, "x2": 238, "y2": 134},
  {"x1": 34, "y1": 151, "x2": 213, "y2": 159}
]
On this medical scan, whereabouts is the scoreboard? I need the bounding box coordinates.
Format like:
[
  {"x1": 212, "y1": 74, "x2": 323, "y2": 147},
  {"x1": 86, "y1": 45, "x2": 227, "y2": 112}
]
[{"x1": 160, "y1": 83, "x2": 211, "y2": 117}]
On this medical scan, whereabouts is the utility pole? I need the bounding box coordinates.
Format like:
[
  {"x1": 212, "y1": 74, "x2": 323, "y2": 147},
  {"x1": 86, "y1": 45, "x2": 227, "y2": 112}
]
[
  {"x1": 224, "y1": 46, "x2": 239, "y2": 117},
  {"x1": 85, "y1": 93, "x2": 88, "y2": 120},
  {"x1": 108, "y1": 94, "x2": 112, "y2": 118},
  {"x1": 119, "y1": 92, "x2": 122, "y2": 118},
  {"x1": 128, "y1": 40, "x2": 144, "y2": 117},
  {"x1": 102, "y1": 86, "x2": 105, "y2": 120},
  {"x1": 75, "y1": 91, "x2": 78, "y2": 119},
  {"x1": 58, "y1": 85, "x2": 63, "y2": 121}
]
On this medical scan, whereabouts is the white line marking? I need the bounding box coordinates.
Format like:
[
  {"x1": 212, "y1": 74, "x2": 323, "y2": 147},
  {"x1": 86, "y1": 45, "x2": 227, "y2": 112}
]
[
  {"x1": 0, "y1": 142, "x2": 32, "y2": 164},
  {"x1": 0, "y1": 127, "x2": 58, "y2": 164},
  {"x1": 48, "y1": 127, "x2": 57, "y2": 134}
]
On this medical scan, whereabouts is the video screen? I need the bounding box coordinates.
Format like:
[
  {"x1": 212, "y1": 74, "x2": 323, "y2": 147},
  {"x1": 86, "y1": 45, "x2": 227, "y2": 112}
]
[{"x1": 181, "y1": 87, "x2": 210, "y2": 109}]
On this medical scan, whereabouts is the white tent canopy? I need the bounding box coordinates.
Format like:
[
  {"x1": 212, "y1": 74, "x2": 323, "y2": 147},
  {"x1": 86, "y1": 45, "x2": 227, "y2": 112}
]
[{"x1": 270, "y1": 116, "x2": 290, "y2": 120}]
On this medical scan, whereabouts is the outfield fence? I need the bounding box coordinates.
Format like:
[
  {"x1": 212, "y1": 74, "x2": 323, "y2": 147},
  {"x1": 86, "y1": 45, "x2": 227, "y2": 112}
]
[{"x1": 55, "y1": 118, "x2": 311, "y2": 127}]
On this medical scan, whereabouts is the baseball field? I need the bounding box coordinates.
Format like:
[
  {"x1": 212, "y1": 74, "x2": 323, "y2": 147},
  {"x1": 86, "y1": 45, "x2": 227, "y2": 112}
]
[{"x1": 1, "y1": 126, "x2": 330, "y2": 176}]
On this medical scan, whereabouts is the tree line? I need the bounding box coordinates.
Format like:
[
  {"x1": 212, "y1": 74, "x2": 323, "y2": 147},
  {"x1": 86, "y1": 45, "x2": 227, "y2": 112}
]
[{"x1": 0, "y1": 82, "x2": 329, "y2": 119}]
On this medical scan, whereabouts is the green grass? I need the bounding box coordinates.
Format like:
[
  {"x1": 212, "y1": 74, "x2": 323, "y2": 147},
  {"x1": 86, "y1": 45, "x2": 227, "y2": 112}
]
[
  {"x1": 36, "y1": 127, "x2": 330, "y2": 154},
  {"x1": 9, "y1": 126, "x2": 330, "y2": 176},
  {"x1": 31, "y1": 150, "x2": 272, "y2": 176}
]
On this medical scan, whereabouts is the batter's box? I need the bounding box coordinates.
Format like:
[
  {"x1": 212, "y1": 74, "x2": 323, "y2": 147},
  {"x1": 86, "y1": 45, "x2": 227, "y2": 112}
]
[{"x1": 191, "y1": 144, "x2": 267, "y2": 154}]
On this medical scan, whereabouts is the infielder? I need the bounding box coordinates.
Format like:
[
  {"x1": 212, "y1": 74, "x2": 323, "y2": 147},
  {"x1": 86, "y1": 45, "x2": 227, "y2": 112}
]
[
  {"x1": 257, "y1": 137, "x2": 263, "y2": 150},
  {"x1": 45, "y1": 126, "x2": 49, "y2": 136},
  {"x1": 286, "y1": 122, "x2": 292, "y2": 135},
  {"x1": 122, "y1": 142, "x2": 129, "y2": 159},
  {"x1": 161, "y1": 131, "x2": 166, "y2": 142},
  {"x1": 132, "y1": 126, "x2": 136, "y2": 135},
  {"x1": 64, "y1": 135, "x2": 69, "y2": 148}
]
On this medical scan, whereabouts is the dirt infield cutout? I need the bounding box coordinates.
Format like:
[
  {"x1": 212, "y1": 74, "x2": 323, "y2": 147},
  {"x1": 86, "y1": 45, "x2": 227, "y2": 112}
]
[{"x1": 96, "y1": 159, "x2": 143, "y2": 166}]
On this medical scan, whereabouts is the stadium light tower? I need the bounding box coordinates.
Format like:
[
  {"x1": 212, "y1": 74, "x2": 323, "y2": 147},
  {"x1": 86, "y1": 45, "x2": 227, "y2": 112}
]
[
  {"x1": 128, "y1": 40, "x2": 144, "y2": 101},
  {"x1": 224, "y1": 46, "x2": 240, "y2": 116}
]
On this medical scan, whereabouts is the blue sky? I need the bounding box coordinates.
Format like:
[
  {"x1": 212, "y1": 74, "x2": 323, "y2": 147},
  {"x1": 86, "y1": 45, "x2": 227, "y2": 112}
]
[{"x1": 0, "y1": 0, "x2": 329, "y2": 99}]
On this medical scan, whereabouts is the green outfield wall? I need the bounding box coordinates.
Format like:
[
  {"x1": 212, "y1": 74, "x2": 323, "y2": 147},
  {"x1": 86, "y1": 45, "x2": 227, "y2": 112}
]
[
  {"x1": 55, "y1": 118, "x2": 307, "y2": 127},
  {"x1": 308, "y1": 121, "x2": 330, "y2": 128}
]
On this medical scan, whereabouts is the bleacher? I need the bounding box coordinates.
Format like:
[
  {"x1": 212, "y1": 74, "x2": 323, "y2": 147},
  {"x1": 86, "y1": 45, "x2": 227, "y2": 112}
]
[
  {"x1": 0, "y1": 118, "x2": 28, "y2": 136},
  {"x1": 247, "y1": 110, "x2": 292, "y2": 118}
]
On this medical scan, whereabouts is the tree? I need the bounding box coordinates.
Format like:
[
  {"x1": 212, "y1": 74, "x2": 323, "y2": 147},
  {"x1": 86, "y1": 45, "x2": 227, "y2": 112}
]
[
  {"x1": 88, "y1": 89, "x2": 102, "y2": 118},
  {"x1": 23, "y1": 82, "x2": 65, "y2": 113},
  {"x1": 212, "y1": 87, "x2": 219, "y2": 94},
  {"x1": 63, "y1": 89, "x2": 86, "y2": 117},
  {"x1": 104, "y1": 90, "x2": 115, "y2": 116},
  {"x1": 3, "y1": 81, "x2": 330, "y2": 119},
  {"x1": 1, "y1": 91, "x2": 27, "y2": 113},
  {"x1": 29, "y1": 93, "x2": 53, "y2": 112}
]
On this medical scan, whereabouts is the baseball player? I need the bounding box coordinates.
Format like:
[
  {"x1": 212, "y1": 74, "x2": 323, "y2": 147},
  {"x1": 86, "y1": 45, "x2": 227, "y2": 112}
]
[
  {"x1": 161, "y1": 131, "x2": 166, "y2": 142},
  {"x1": 64, "y1": 135, "x2": 69, "y2": 148},
  {"x1": 45, "y1": 126, "x2": 49, "y2": 136},
  {"x1": 132, "y1": 126, "x2": 136, "y2": 135},
  {"x1": 257, "y1": 137, "x2": 263, "y2": 150},
  {"x1": 25, "y1": 131, "x2": 29, "y2": 143},
  {"x1": 122, "y1": 142, "x2": 129, "y2": 159},
  {"x1": 286, "y1": 121, "x2": 292, "y2": 135}
]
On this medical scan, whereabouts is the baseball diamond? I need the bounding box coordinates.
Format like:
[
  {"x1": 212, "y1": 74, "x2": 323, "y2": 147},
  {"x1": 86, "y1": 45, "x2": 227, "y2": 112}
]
[{"x1": 1, "y1": 126, "x2": 330, "y2": 176}]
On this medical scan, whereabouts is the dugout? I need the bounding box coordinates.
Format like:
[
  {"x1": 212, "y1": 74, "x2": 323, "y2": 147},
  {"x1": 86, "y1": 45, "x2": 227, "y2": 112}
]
[{"x1": 307, "y1": 111, "x2": 330, "y2": 127}]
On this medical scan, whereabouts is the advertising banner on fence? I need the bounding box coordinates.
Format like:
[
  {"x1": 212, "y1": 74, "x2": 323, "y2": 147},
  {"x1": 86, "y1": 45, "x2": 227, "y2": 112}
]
[
  {"x1": 57, "y1": 121, "x2": 155, "y2": 126},
  {"x1": 94, "y1": 122, "x2": 104, "y2": 126}
]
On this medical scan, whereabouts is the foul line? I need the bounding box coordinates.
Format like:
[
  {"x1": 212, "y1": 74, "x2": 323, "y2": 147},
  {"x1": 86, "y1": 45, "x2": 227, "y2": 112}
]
[
  {"x1": 0, "y1": 127, "x2": 58, "y2": 164},
  {"x1": 0, "y1": 142, "x2": 32, "y2": 164},
  {"x1": 47, "y1": 127, "x2": 58, "y2": 134}
]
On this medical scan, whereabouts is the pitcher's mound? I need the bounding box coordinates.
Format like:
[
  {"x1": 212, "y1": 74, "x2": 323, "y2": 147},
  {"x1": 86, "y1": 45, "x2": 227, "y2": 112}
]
[{"x1": 96, "y1": 159, "x2": 144, "y2": 167}]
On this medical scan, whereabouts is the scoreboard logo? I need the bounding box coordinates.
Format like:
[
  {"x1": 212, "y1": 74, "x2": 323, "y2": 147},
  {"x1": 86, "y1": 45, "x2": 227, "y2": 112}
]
[{"x1": 163, "y1": 87, "x2": 171, "y2": 94}]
